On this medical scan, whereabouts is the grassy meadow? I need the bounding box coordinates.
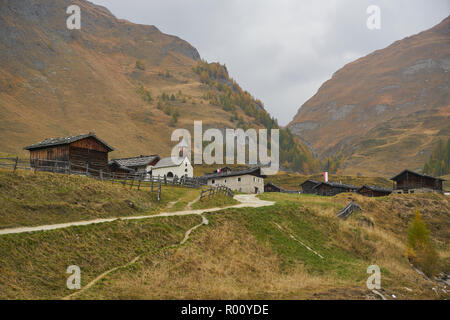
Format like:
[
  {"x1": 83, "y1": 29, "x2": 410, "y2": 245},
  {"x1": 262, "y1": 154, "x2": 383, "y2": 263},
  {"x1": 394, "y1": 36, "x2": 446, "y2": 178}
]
[{"x1": 0, "y1": 168, "x2": 448, "y2": 300}]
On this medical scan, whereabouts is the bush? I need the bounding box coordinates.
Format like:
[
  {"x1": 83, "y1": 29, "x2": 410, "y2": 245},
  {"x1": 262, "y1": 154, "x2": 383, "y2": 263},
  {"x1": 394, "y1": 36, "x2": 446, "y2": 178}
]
[
  {"x1": 135, "y1": 60, "x2": 145, "y2": 71},
  {"x1": 406, "y1": 209, "x2": 439, "y2": 277}
]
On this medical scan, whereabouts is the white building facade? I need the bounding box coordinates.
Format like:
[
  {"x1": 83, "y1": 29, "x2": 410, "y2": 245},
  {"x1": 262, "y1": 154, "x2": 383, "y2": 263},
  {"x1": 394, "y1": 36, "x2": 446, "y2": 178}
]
[
  {"x1": 203, "y1": 168, "x2": 265, "y2": 194},
  {"x1": 148, "y1": 156, "x2": 193, "y2": 178}
]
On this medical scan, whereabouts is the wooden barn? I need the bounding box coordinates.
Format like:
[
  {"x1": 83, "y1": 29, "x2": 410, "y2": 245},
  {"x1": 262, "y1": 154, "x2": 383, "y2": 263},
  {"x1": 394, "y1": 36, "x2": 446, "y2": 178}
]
[
  {"x1": 24, "y1": 133, "x2": 114, "y2": 173},
  {"x1": 107, "y1": 160, "x2": 136, "y2": 175},
  {"x1": 300, "y1": 179, "x2": 320, "y2": 194},
  {"x1": 357, "y1": 185, "x2": 392, "y2": 197},
  {"x1": 108, "y1": 155, "x2": 160, "y2": 174},
  {"x1": 264, "y1": 182, "x2": 284, "y2": 193},
  {"x1": 312, "y1": 181, "x2": 358, "y2": 196},
  {"x1": 390, "y1": 170, "x2": 445, "y2": 193},
  {"x1": 264, "y1": 182, "x2": 300, "y2": 194}
]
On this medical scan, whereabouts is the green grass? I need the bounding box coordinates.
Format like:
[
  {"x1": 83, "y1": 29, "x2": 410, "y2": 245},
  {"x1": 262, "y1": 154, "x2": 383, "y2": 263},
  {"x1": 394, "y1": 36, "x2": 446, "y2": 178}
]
[
  {"x1": 0, "y1": 169, "x2": 201, "y2": 229},
  {"x1": 206, "y1": 201, "x2": 370, "y2": 282},
  {"x1": 1, "y1": 189, "x2": 447, "y2": 299},
  {"x1": 0, "y1": 215, "x2": 201, "y2": 299},
  {"x1": 192, "y1": 193, "x2": 239, "y2": 210}
]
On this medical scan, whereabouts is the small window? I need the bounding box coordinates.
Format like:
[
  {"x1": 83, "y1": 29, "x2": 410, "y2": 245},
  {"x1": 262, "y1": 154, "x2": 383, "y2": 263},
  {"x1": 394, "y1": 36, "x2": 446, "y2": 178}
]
[
  {"x1": 185, "y1": 169, "x2": 188, "y2": 172},
  {"x1": 224, "y1": 179, "x2": 227, "y2": 183},
  {"x1": 238, "y1": 177, "x2": 241, "y2": 182},
  {"x1": 212, "y1": 179, "x2": 215, "y2": 184}
]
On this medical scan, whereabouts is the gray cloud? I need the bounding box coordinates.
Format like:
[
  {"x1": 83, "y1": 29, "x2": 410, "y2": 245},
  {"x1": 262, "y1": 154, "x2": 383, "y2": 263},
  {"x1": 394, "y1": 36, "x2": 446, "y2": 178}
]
[{"x1": 90, "y1": 0, "x2": 449, "y2": 125}]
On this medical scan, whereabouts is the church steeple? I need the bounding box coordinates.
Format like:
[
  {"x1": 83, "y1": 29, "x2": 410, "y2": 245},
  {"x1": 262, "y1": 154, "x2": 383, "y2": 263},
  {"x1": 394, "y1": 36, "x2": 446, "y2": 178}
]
[{"x1": 177, "y1": 138, "x2": 189, "y2": 158}]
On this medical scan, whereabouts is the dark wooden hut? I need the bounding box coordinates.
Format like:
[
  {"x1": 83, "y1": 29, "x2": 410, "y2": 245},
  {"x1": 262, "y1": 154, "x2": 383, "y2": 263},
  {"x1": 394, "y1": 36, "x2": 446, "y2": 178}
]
[
  {"x1": 357, "y1": 185, "x2": 392, "y2": 197},
  {"x1": 390, "y1": 170, "x2": 444, "y2": 193},
  {"x1": 264, "y1": 182, "x2": 300, "y2": 194},
  {"x1": 312, "y1": 181, "x2": 358, "y2": 196},
  {"x1": 107, "y1": 160, "x2": 136, "y2": 175},
  {"x1": 300, "y1": 179, "x2": 320, "y2": 194},
  {"x1": 24, "y1": 133, "x2": 113, "y2": 173},
  {"x1": 109, "y1": 155, "x2": 160, "y2": 174},
  {"x1": 264, "y1": 182, "x2": 283, "y2": 193}
]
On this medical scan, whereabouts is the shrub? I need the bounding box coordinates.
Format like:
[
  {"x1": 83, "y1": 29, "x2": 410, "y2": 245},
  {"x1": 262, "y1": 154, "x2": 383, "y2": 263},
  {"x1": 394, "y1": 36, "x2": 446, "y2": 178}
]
[
  {"x1": 405, "y1": 209, "x2": 439, "y2": 277},
  {"x1": 135, "y1": 60, "x2": 145, "y2": 71}
]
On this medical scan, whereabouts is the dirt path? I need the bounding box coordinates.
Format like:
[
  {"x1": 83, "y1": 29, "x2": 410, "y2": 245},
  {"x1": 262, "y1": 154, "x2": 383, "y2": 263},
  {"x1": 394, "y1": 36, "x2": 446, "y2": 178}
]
[
  {"x1": 0, "y1": 194, "x2": 274, "y2": 236},
  {"x1": 63, "y1": 214, "x2": 210, "y2": 300},
  {"x1": 185, "y1": 196, "x2": 201, "y2": 210}
]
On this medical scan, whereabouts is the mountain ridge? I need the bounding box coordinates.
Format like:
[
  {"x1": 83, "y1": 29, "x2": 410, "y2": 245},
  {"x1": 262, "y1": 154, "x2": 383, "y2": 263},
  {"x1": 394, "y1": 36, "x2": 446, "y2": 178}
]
[
  {"x1": 0, "y1": 0, "x2": 318, "y2": 173},
  {"x1": 289, "y1": 16, "x2": 450, "y2": 176}
]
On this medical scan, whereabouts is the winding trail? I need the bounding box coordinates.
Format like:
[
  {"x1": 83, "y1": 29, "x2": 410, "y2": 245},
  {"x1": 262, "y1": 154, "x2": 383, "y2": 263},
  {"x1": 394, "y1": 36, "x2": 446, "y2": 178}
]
[
  {"x1": 1, "y1": 194, "x2": 273, "y2": 300},
  {"x1": 63, "y1": 214, "x2": 210, "y2": 300},
  {"x1": 0, "y1": 194, "x2": 274, "y2": 236}
]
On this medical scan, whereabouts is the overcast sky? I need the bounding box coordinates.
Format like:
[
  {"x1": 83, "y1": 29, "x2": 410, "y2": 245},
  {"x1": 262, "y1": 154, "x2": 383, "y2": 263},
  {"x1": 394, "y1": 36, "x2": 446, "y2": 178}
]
[{"x1": 90, "y1": 0, "x2": 449, "y2": 125}]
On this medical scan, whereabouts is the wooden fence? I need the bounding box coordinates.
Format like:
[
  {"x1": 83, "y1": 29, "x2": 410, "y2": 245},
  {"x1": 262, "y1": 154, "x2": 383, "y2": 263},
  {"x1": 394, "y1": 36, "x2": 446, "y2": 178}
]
[
  {"x1": 0, "y1": 157, "x2": 206, "y2": 201},
  {"x1": 200, "y1": 185, "x2": 234, "y2": 201},
  {"x1": 337, "y1": 202, "x2": 362, "y2": 220}
]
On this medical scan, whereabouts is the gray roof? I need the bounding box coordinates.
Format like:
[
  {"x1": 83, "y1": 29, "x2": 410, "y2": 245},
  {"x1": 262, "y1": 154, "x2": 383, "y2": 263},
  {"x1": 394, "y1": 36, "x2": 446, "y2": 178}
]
[
  {"x1": 358, "y1": 185, "x2": 392, "y2": 193},
  {"x1": 312, "y1": 181, "x2": 358, "y2": 190},
  {"x1": 390, "y1": 169, "x2": 445, "y2": 181},
  {"x1": 108, "y1": 160, "x2": 135, "y2": 172},
  {"x1": 110, "y1": 155, "x2": 159, "y2": 168},
  {"x1": 201, "y1": 167, "x2": 265, "y2": 180},
  {"x1": 152, "y1": 156, "x2": 186, "y2": 169},
  {"x1": 300, "y1": 179, "x2": 320, "y2": 186},
  {"x1": 24, "y1": 133, "x2": 114, "y2": 151}
]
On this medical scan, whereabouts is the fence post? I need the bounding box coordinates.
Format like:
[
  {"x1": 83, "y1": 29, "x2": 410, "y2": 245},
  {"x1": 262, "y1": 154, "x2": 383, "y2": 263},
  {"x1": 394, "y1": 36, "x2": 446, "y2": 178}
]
[
  {"x1": 138, "y1": 178, "x2": 141, "y2": 191},
  {"x1": 13, "y1": 156, "x2": 19, "y2": 172},
  {"x1": 151, "y1": 177, "x2": 154, "y2": 192},
  {"x1": 100, "y1": 169, "x2": 103, "y2": 181},
  {"x1": 86, "y1": 163, "x2": 89, "y2": 176},
  {"x1": 158, "y1": 180, "x2": 161, "y2": 201}
]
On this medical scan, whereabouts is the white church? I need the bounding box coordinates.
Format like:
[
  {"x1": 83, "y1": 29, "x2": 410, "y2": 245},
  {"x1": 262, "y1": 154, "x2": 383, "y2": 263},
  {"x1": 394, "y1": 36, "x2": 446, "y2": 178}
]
[{"x1": 108, "y1": 139, "x2": 193, "y2": 179}]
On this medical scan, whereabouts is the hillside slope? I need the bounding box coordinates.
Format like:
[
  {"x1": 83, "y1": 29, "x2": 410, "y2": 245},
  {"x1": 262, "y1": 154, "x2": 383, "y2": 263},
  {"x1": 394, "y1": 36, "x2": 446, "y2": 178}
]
[
  {"x1": 1, "y1": 190, "x2": 448, "y2": 299},
  {"x1": 0, "y1": 0, "x2": 318, "y2": 173},
  {"x1": 289, "y1": 16, "x2": 450, "y2": 176}
]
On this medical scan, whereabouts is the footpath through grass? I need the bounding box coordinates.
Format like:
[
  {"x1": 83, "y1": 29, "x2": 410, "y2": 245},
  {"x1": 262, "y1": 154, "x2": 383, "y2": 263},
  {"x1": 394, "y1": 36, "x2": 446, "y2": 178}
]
[
  {"x1": 0, "y1": 214, "x2": 201, "y2": 299},
  {"x1": 68, "y1": 192, "x2": 447, "y2": 299},
  {"x1": 0, "y1": 169, "x2": 207, "y2": 229}
]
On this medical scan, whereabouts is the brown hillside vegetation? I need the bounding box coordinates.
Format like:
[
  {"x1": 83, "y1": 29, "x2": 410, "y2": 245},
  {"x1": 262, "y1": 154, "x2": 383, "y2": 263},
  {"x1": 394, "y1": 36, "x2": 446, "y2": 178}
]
[
  {"x1": 0, "y1": 165, "x2": 447, "y2": 299},
  {"x1": 0, "y1": 0, "x2": 318, "y2": 173},
  {"x1": 72, "y1": 192, "x2": 449, "y2": 300},
  {"x1": 289, "y1": 16, "x2": 450, "y2": 176}
]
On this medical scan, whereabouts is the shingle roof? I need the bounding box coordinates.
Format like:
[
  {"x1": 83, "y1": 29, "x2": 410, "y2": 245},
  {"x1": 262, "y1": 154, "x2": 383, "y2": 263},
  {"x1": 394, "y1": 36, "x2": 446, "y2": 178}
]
[
  {"x1": 358, "y1": 185, "x2": 392, "y2": 193},
  {"x1": 312, "y1": 181, "x2": 358, "y2": 190},
  {"x1": 300, "y1": 179, "x2": 320, "y2": 186},
  {"x1": 24, "y1": 133, "x2": 114, "y2": 151},
  {"x1": 108, "y1": 160, "x2": 136, "y2": 172},
  {"x1": 110, "y1": 155, "x2": 159, "y2": 168},
  {"x1": 152, "y1": 156, "x2": 186, "y2": 169},
  {"x1": 201, "y1": 167, "x2": 265, "y2": 180},
  {"x1": 390, "y1": 169, "x2": 445, "y2": 181}
]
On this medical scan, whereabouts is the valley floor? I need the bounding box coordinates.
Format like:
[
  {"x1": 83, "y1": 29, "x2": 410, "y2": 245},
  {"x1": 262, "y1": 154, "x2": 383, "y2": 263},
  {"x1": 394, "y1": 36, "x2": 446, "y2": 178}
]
[{"x1": 0, "y1": 170, "x2": 448, "y2": 300}]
